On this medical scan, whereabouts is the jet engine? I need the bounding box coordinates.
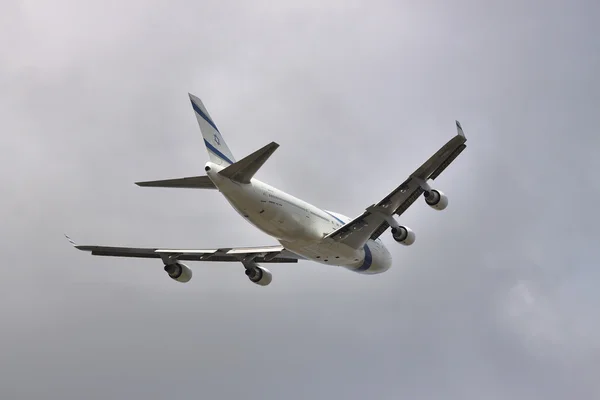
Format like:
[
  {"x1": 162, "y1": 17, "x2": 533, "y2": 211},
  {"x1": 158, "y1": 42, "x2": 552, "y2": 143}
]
[
  {"x1": 424, "y1": 189, "x2": 448, "y2": 210},
  {"x1": 391, "y1": 226, "x2": 416, "y2": 245},
  {"x1": 245, "y1": 266, "x2": 273, "y2": 286},
  {"x1": 164, "y1": 262, "x2": 193, "y2": 283}
]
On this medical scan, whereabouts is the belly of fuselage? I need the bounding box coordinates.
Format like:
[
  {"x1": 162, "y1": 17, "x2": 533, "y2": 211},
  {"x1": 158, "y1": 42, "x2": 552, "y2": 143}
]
[
  {"x1": 219, "y1": 184, "x2": 321, "y2": 243},
  {"x1": 225, "y1": 192, "x2": 391, "y2": 273},
  {"x1": 281, "y1": 238, "x2": 392, "y2": 274},
  {"x1": 206, "y1": 166, "x2": 391, "y2": 274}
]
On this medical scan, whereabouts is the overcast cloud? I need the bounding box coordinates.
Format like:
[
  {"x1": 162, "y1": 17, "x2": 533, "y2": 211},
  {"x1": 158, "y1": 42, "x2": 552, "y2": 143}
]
[{"x1": 1, "y1": 0, "x2": 599, "y2": 399}]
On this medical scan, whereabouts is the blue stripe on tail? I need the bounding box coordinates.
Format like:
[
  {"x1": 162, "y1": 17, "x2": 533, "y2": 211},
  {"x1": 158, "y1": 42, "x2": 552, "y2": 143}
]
[
  {"x1": 191, "y1": 100, "x2": 221, "y2": 133},
  {"x1": 204, "y1": 139, "x2": 234, "y2": 165}
]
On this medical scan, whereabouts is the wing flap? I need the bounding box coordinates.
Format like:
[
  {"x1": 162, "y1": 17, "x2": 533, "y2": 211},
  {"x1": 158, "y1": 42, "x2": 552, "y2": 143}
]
[
  {"x1": 429, "y1": 143, "x2": 466, "y2": 180},
  {"x1": 368, "y1": 185, "x2": 425, "y2": 241},
  {"x1": 225, "y1": 246, "x2": 284, "y2": 254},
  {"x1": 411, "y1": 136, "x2": 465, "y2": 180}
]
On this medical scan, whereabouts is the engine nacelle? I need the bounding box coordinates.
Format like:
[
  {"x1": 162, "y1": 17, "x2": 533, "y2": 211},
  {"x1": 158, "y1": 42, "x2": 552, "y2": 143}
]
[
  {"x1": 424, "y1": 189, "x2": 448, "y2": 211},
  {"x1": 245, "y1": 266, "x2": 273, "y2": 286},
  {"x1": 391, "y1": 226, "x2": 416, "y2": 245},
  {"x1": 164, "y1": 262, "x2": 193, "y2": 283}
]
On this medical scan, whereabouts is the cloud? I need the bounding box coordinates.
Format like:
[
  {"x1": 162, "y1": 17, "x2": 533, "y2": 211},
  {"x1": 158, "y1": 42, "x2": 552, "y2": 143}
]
[{"x1": 1, "y1": 0, "x2": 599, "y2": 398}]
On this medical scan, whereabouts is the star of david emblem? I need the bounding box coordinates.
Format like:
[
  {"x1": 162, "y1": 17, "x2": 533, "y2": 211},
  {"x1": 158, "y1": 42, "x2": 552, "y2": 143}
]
[{"x1": 213, "y1": 134, "x2": 221, "y2": 145}]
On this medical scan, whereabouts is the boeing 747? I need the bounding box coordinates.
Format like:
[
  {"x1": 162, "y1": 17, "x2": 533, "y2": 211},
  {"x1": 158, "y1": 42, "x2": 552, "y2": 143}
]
[{"x1": 67, "y1": 93, "x2": 467, "y2": 286}]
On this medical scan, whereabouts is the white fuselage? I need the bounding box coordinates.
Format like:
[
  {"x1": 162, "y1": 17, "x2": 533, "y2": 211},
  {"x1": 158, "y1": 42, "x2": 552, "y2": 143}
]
[{"x1": 205, "y1": 162, "x2": 392, "y2": 274}]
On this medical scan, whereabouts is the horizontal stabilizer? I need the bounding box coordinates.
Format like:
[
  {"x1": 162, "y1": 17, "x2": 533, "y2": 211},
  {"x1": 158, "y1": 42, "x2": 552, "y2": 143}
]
[
  {"x1": 218, "y1": 142, "x2": 279, "y2": 184},
  {"x1": 135, "y1": 175, "x2": 216, "y2": 189}
]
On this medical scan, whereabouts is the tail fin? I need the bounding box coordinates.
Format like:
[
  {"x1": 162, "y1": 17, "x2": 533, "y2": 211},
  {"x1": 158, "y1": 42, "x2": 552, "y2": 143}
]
[{"x1": 188, "y1": 93, "x2": 236, "y2": 165}]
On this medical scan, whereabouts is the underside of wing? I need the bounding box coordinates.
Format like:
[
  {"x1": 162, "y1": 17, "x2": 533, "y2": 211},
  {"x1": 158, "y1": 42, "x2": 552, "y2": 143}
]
[
  {"x1": 325, "y1": 177, "x2": 425, "y2": 248},
  {"x1": 66, "y1": 235, "x2": 302, "y2": 263},
  {"x1": 135, "y1": 175, "x2": 216, "y2": 189},
  {"x1": 325, "y1": 121, "x2": 467, "y2": 249}
]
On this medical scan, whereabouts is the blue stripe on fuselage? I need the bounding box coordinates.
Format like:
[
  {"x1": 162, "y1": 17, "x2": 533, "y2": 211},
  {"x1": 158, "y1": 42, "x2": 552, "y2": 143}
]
[
  {"x1": 323, "y1": 210, "x2": 345, "y2": 225},
  {"x1": 191, "y1": 100, "x2": 220, "y2": 133},
  {"x1": 356, "y1": 243, "x2": 372, "y2": 272},
  {"x1": 204, "y1": 139, "x2": 234, "y2": 165}
]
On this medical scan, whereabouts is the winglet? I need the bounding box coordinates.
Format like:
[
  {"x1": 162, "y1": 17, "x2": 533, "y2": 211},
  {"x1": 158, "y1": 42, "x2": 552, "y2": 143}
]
[
  {"x1": 456, "y1": 120, "x2": 466, "y2": 139},
  {"x1": 65, "y1": 234, "x2": 77, "y2": 246}
]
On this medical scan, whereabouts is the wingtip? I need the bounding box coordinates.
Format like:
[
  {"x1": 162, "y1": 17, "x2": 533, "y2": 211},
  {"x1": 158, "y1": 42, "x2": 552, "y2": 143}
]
[
  {"x1": 455, "y1": 120, "x2": 466, "y2": 139},
  {"x1": 64, "y1": 234, "x2": 76, "y2": 246}
]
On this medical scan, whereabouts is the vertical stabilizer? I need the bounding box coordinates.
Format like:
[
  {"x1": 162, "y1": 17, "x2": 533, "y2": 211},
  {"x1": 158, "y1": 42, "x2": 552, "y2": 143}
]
[{"x1": 188, "y1": 93, "x2": 236, "y2": 165}]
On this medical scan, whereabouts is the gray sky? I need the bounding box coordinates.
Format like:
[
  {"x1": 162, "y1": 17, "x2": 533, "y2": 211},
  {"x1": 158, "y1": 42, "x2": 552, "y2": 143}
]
[{"x1": 2, "y1": 0, "x2": 600, "y2": 398}]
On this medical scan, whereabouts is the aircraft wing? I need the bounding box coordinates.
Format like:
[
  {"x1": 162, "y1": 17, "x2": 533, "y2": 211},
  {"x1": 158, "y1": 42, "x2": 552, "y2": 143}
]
[
  {"x1": 325, "y1": 121, "x2": 467, "y2": 249},
  {"x1": 66, "y1": 235, "x2": 302, "y2": 263}
]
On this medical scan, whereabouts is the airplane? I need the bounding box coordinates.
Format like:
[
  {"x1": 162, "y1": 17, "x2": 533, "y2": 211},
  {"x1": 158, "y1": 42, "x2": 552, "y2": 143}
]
[{"x1": 67, "y1": 93, "x2": 467, "y2": 286}]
